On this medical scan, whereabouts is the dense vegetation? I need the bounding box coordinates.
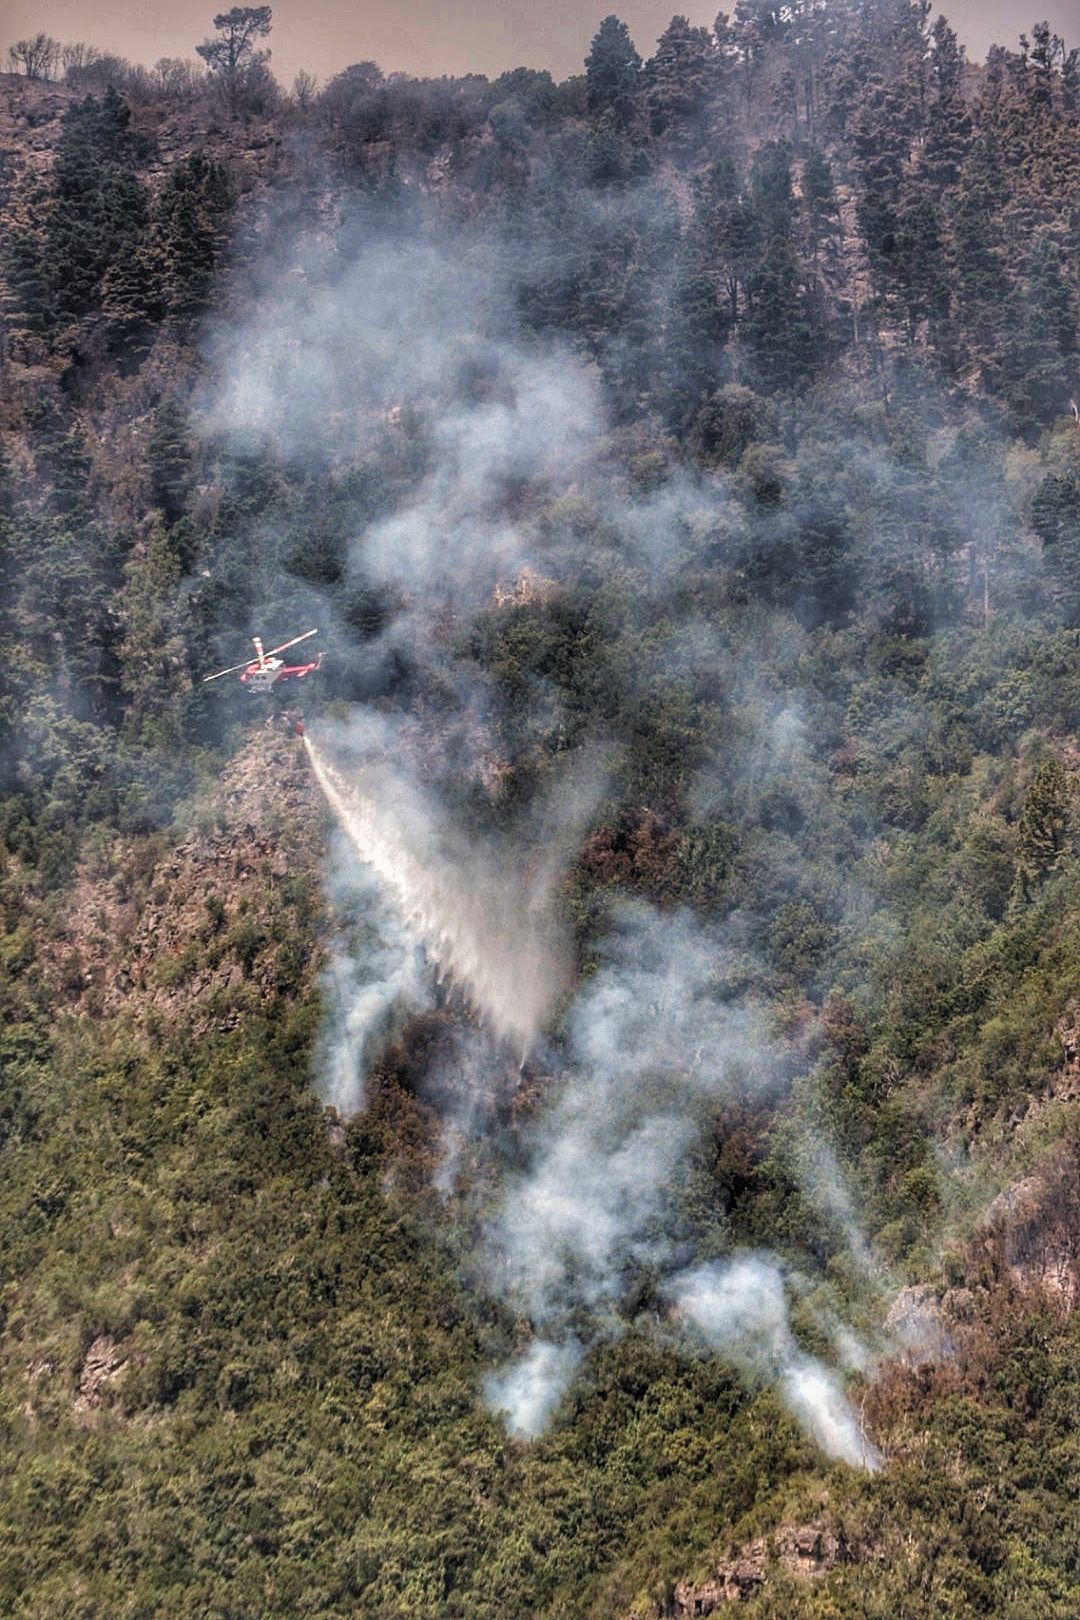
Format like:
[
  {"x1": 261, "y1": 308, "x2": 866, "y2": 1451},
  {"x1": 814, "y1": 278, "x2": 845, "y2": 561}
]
[{"x1": 1, "y1": 3, "x2": 1079, "y2": 1614}]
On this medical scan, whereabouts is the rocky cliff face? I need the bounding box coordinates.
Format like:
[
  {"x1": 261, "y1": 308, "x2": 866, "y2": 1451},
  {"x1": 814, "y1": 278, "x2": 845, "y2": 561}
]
[
  {"x1": 979, "y1": 1142, "x2": 1080, "y2": 1313},
  {"x1": 0, "y1": 70, "x2": 287, "y2": 187},
  {"x1": 671, "y1": 1523, "x2": 858, "y2": 1612}
]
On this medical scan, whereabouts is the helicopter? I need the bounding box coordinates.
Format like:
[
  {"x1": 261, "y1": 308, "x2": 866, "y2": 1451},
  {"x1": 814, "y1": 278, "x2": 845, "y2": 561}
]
[{"x1": 201, "y1": 628, "x2": 323, "y2": 693}]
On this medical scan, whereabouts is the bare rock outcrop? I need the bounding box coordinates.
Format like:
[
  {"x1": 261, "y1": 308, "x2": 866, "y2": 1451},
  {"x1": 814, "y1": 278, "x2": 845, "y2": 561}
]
[
  {"x1": 73, "y1": 1335, "x2": 126, "y2": 1415},
  {"x1": 672, "y1": 1523, "x2": 854, "y2": 1613},
  {"x1": 978, "y1": 1140, "x2": 1080, "y2": 1311},
  {"x1": 884, "y1": 1284, "x2": 953, "y2": 1365}
]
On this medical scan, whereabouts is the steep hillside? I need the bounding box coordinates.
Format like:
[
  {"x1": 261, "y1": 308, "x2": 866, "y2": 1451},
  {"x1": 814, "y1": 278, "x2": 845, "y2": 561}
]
[{"x1": 2, "y1": 3, "x2": 1080, "y2": 1615}]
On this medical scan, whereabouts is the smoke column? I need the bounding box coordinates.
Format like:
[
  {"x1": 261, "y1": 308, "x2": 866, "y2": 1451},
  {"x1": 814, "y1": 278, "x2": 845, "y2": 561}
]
[
  {"x1": 205, "y1": 221, "x2": 890, "y2": 1470},
  {"x1": 305, "y1": 732, "x2": 880, "y2": 1467},
  {"x1": 476, "y1": 905, "x2": 879, "y2": 1467},
  {"x1": 674, "y1": 1257, "x2": 881, "y2": 1471},
  {"x1": 315, "y1": 847, "x2": 431, "y2": 1117}
]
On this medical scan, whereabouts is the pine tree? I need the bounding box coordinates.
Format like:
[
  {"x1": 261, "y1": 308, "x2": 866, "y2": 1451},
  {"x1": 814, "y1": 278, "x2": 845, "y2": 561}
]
[
  {"x1": 147, "y1": 399, "x2": 196, "y2": 530},
  {"x1": 892, "y1": 188, "x2": 949, "y2": 343},
  {"x1": 720, "y1": 6, "x2": 766, "y2": 115},
  {"x1": 0, "y1": 172, "x2": 53, "y2": 336},
  {"x1": 1032, "y1": 472, "x2": 1080, "y2": 625},
  {"x1": 921, "y1": 20, "x2": 971, "y2": 194},
  {"x1": 42, "y1": 90, "x2": 150, "y2": 329},
  {"x1": 1000, "y1": 239, "x2": 1076, "y2": 427},
  {"x1": 1064, "y1": 45, "x2": 1080, "y2": 114},
  {"x1": 101, "y1": 240, "x2": 163, "y2": 365},
  {"x1": 195, "y1": 5, "x2": 273, "y2": 107},
  {"x1": 800, "y1": 148, "x2": 839, "y2": 265},
  {"x1": 30, "y1": 404, "x2": 95, "y2": 523},
  {"x1": 1026, "y1": 237, "x2": 1076, "y2": 359},
  {"x1": 663, "y1": 253, "x2": 731, "y2": 432},
  {"x1": 929, "y1": 14, "x2": 964, "y2": 100},
  {"x1": 698, "y1": 159, "x2": 763, "y2": 324},
  {"x1": 585, "y1": 15, "x2": 642, "y2": 127},
  {"x1": 921, "y1": 92, "x2": 971, "y2": 193},
  {"x1": 645, "y1": 15, "x2": 718, "y2": 156},
  {"x1": 1016, "y1": 759, "x2": 1071, "y2": 888},
  {"x1": 1023, "y1": 22, "x2": 1057, "y2": 114},
  {"x1": 950, "y1": 134, "x2": 1008, "y2": 354},
  {"x1": 149, "y1": 154, "x2": 233, "y2": 327},
  {"x1": 750, "y1": 140, "x2": 795, "y2": 240},
  {"x1": 585, "y1": 107, "x2": 638, "y2": 185},
  {"x1": 746, "y1": 235, "x2": 829, "y2": 404},
  {"x1": 117, "y1": 520, "x2": 191, "y2": 749}
]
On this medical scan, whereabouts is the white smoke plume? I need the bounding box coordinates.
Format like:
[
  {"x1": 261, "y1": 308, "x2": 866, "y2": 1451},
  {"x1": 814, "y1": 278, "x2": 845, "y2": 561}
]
[
  {"x1": 486, "y1": 906, "x2": 769, "y2": 1322},
  {"x1": 204, "y1": 219, "x2": 884, "y2": 1467},
  {"x1": 207, "y1": 236, "x2": 520, "y2": 459},
  {"x1": 357, "y1": 348, "x2": 599, "y2": 610},
  {"x1": 206, "y1": 232, "x2": 600, "y2": 627},
  {"x1": 674, "y1": 1257, "x2": 880, "y2": 1471},
  {"x1": 315, "y1": 832, "x2": 431, "y2": 1116},
  {"x1": 479, "y1": 908, "x2": 878, "y2": 1469},
  {"x1": 484, "y1": 1339, "x2": 583, "y2": 1440},
  {"x1": 426, "y1": 1022, "x2": 511, "y2": 1196},
  {"x1": 795, "y1": 1136, "x2": 881, "y2": 1282}
]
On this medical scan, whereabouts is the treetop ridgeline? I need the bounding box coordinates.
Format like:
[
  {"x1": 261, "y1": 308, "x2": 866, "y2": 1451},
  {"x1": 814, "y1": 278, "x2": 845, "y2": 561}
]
[{"x1": 1, "y1": 2, "x2": 1076, "y2": 432}]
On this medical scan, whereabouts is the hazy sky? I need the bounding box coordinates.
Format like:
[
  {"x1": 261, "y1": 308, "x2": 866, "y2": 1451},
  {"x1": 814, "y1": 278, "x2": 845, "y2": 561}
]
[{"x1": 7, "y1": 2, "x2": 1077, "y2": 88}]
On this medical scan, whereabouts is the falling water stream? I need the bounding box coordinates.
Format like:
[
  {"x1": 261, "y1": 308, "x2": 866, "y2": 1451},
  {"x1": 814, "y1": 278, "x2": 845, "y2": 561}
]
[{"x1": 304, "y1": 733, "x2": 570, "y2": 1056}]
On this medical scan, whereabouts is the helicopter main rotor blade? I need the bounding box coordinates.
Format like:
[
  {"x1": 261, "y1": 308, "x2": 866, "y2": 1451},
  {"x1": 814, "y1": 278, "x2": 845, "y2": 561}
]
[
  {"x1": 263, "y1": 628, "x2": 318, "y2": 660},
  {"x1": 201, "y1": 630, "x2": 319, "y2": 682},
  {"x1": 201, "y1": 659, "x2": 255, "y2": 683}
]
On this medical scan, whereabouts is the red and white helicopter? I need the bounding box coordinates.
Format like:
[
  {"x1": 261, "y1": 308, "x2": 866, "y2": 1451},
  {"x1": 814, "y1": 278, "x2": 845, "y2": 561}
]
[{"x1": 202, "y1": 628, "x2": 323, "y2": 693}]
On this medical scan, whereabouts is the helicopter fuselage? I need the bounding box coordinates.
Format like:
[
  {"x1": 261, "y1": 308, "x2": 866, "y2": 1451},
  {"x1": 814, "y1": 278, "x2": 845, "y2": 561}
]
[
  {"x1": 201, "y1": 629, "x2": 322, "y2": 692},
  {"x1": 240, "y1": 655, "x2": 321, "y2": 692}
]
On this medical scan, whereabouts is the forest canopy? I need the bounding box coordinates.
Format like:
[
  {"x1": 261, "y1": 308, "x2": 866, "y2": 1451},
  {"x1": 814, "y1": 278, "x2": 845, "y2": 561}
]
[{"x1": 1, "y1": 3, "x2": 1079, "y2": 1616}]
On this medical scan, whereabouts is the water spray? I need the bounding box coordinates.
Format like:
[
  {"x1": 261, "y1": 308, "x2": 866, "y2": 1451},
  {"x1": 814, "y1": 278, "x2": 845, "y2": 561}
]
[{"x1": 304, "y1": 731, "x2": 570, "y2": 1056}]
